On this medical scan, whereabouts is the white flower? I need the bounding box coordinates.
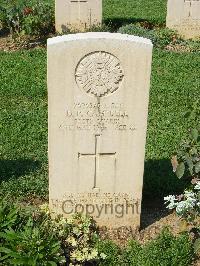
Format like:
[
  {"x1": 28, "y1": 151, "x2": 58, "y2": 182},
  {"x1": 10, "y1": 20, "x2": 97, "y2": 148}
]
[
  {"x1": 184, "y1": 191, "x2": 195, "y2": 199},
  {"x1": 100, "y1": 253, "x2": 107, "y2": 259},
  {"x1": 90, "y1": 249, "x2": 98, "y2": 259},
  {"x1": 67, "y1": 236, "x2": 77, "y2": 247},
  {"x1": 164, "y1": 195, "x2": 176, "y2": 202},
  {"x1": 164, "y1": 195, "x2": 177, "y2": 209},
  {"x1": 71, "y1": 250, "x2": 83, "y2": 261},
  {"x1": 67, "y1": 216, "x2": 74, "y2": 225},
  {"x1": 39, "y1": 203, "x2": 50, "y2": 214},
  {"x1": 176, "y1": 201, "x2": 190, "y2": 215},
  {"x1": 194, "y1": 182, "x2": 200, "y2": 190}
]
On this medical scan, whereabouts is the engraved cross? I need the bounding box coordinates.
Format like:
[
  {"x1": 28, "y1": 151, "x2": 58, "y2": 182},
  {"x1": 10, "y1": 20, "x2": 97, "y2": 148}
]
[
  {"x1": 78, "y1": 135, "x2": 116, "y2": 192},
  {"x1": 184, "y1": 0, "x2": 195, "y2": 17},
  {"x1": 70, "y1": 0, "x2": 90, "y2": 27}
]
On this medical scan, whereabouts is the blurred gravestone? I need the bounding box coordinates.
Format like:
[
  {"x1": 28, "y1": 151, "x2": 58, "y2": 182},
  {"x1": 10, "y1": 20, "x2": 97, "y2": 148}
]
[
  {"x1": 55, "y1": 0, "x2": 102, "y2": 33},
  {"x1": 166, "y1": 0, "x2": 200, "y2": 39}
]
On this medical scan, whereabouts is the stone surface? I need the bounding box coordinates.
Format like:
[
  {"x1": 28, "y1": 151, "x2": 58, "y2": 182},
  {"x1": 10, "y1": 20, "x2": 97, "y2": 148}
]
[
  {"x1": 166, "y1": 0, "x2": 200, "y2": 39},
  {"x1": 48, "y1": 32, "x2": 153, "y2": 228},
  {"x1": 55, "y1": 0, "x2": 102, "y2": 33}
]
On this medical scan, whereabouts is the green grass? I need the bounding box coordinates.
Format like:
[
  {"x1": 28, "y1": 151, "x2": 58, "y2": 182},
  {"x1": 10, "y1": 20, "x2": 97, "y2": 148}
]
[
  {"x1": 0, "y1": 50, "x2": 48, "y2": 199},
  {"x1": 0, "y1": 47, "x2": 199, "y2": 200},
  {"x1": 103, "y1": 0, "x2": 167, "y2": 27}
]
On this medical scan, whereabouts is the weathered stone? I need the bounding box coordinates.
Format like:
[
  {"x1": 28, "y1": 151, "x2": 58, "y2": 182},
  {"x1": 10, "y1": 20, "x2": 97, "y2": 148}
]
[
  {"x1": 55, "y1": 0, "x2": 102, "y2": 33},
  {"x1": 166, "y1": 0, "x2": 200, "y2": 39},
  {"x1": 48, "y1": 33, "x2": 153, "y2": 228}
]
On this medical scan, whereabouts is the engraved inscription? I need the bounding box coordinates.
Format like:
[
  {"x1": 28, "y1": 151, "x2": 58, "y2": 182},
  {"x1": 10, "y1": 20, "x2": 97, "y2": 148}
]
[
  {"x1": 51, "y1": 194, "x2": 141, "y2": 219},
  {"x1": 59, "y1": 102, "x2": 136, "y2": 132},
  {"x1": 75, "y1": 52, "x2": 124, "y2": 97},
  {"x1": 51, "y1": 193, "x2": 140, "y2": 207}
]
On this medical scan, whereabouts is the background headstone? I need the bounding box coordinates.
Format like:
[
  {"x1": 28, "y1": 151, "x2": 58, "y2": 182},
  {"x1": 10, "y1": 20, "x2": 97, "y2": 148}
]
[
  {"x1": 166, "y1": 0, "x2": 200, "y2": 39},
  {"x1": 48, "y1": 33, "x2": 153, "y2": 228},
  {"x1": 55, "y1": 0, "x2": 102, "y2": 33}
]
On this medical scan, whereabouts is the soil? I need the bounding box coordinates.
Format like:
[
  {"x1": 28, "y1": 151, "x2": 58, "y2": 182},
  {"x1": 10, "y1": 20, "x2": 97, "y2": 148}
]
[
  {"x1": 98, "y1": 205, "x2": 196, "y2": 245},
  {"x1": 0, "y1": 34, "x2": 46, "y2": 52}
]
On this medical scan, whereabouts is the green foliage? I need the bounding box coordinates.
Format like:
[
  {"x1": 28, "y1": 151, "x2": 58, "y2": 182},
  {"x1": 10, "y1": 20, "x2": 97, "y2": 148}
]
[
  {"x1": 97, "y1": 240, "x2": 122, "y2": 265},
  {"x1": 0, "y1": 0, "x2": 24, "y2": 34},
  {"x1": 0, "y1": 0, "x2": 54, "y2": 36},
  {"x1": 171, "y1": 129, "x2": 200, "y2": 180},
  {"x1": 118, "y1": 24, "x2": 200, "y2": 51},
  {"x1": 118, "y1": 24, "x2": 178, "y2": 48},
  {"x1": 0, "y1": 218, "x2": 63, "y2": 265},
  {"x1": 121, "y1": 240, "x2": 142, "y2": 265},
  {"x1": 118, "y1": 24, "x2": 158, "y2": 43},
  {"x1": 97, "y1": 229, "x2": 194, "y2": 266},
  {"x1": 136, "y1": 229, "x2": 194, "y2": 266},
  {"x1": 51, "y1": 213, "x2": 101, "y2": 264},
  {"x1": 0, "y1": 197, "x2": 19, "y2": 233},
  {"x1": 21, "y1": 0, "x2": 54, "y2": 36},
  {"x1": 0, "y1": 199, "x2": 63, "y2": 265},
  {"x1": 194, "y1": 237, "x2": 200, "y2": 255},
  {"x1": 0, "y1": 200, "x2": 106, "y2": 265},
  {"x1": 154, "y1": 28, "x2": 177, "y2": 47},
  {"x1": 0, "y1": 200, "x2": 196, "y2": 265}
]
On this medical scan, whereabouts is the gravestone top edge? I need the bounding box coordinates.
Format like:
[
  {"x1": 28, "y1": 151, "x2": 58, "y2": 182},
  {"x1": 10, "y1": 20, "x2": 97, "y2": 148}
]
[{"x1": 47, "y1": 32, "x2": 153, "y2": 46}]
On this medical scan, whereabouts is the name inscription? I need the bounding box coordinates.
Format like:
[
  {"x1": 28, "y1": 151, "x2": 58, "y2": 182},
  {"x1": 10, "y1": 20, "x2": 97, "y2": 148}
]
[{"x1": 59, "y1": 102, "x2": 136, "y2": 132}]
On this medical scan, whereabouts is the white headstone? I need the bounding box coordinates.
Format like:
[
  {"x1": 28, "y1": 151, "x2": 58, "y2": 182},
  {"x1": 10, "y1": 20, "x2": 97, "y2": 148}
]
[
  {"x1": 48, "y1": 33, "x2": 153, "y2": 228},
  {"x1": 55, "y1": 0, "x2": 102, "y2": 33},
  {"x1": 166, "y1": 0, "x2": 200, "y2": 39}
]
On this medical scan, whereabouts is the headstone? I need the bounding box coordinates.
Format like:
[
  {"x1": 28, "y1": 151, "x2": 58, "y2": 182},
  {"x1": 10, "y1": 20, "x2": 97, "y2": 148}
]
[
  {"x1": 55, "y1": 0, "x2": 102, "y2": 33},
  {"x1": 48, "y1": 33, "x2": 153, "y2": 229},
  {"x1": 166, "y1": 0, "x2": 200, "y2": 39}
]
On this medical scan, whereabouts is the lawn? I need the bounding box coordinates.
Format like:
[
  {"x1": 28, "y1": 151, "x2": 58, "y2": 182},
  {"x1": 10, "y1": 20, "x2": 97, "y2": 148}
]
[{"x1": 103, "y1": 0, "x2": 167, "y2": 26}]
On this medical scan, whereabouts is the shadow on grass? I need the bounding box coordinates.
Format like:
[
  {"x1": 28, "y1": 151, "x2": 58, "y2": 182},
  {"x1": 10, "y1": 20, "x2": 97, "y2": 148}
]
[
  {"x1": 140, "y1": 158, "x2": 189, "y2": 228},
  {"x1": 0, "y1": 159, "x2": 41, "y2": 183},
  {"x1": 104, "y1": 17, "x2": 163, "y2": 31}
]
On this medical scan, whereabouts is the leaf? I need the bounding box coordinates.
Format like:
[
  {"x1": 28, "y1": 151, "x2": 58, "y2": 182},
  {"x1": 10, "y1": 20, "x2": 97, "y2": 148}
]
[
  {"x1": 171, "y1": 155, "x2": 179, "y2": 172},
  {"x1": 191, "y1": 147, "x2": 198, "y2": 155},
  {"x1": 0, "y1": 247, "x2": 13, "y2": 254},
  {"x1": 178, "y1": 220, "x2": 188, "y2": 232},
  {"x1": 175, "y1": 162, "x2": 185, "y2": 179},
  {"x1": 191, "y1": 128, "x2": 199, "y2": 142},
  {"x1": 195, "y1": 161, "x2": 200, "y2": 174},
  {"x1": 185, "y1": 154, "x2": 194, "y2": 175},
  {"x1": 48, "y1": 261, "x2": 57, "y2": 266},
  {"x1": 0, "y1": 254, "x2": 10, "y2": 261},
  {"x1": 194, "y1": 238, "x2": 200, "y2": 254}
]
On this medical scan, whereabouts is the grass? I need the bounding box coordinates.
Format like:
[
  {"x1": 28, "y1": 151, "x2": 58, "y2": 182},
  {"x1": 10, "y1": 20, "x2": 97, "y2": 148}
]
[
  {"x1": 103, "y1": 0, "x2": 167, "y2": 27},
  {"x1": 0, "y1": 47, "x2": 199, "y2": 200}
]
